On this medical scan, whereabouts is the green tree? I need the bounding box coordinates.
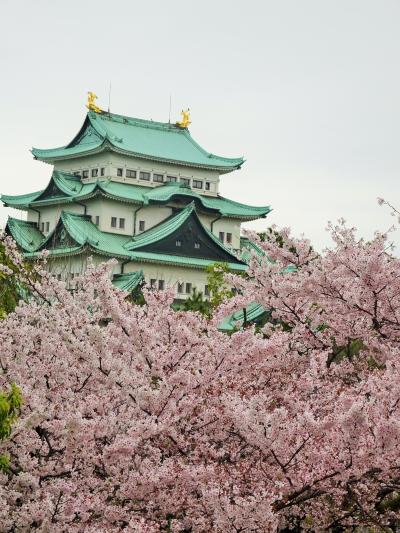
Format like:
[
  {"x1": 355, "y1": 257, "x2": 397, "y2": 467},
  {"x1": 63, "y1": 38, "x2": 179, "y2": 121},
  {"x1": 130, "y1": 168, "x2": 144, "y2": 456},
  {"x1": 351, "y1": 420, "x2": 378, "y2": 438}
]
[
  {"x1": 206, "y1": 262, "x2": 235, "y2": 308},
  {"x1": 181, "y1": 287, "x2": 211, "y2": 316},
  {"x1": 0, "y1": 383, "x2": 22, "y2": 473},
  {"x1": 180, "y1": 263, "x2": 236, "y2": 317},
  {"x1": 0, "y1": 242, "x2": 21, "y2": 317}
]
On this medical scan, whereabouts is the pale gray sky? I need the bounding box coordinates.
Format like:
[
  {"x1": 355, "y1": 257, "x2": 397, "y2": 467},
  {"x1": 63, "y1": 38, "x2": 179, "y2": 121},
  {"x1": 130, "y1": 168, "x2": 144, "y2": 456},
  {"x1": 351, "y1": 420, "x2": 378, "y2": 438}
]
[{"x1": 1, "y1": 0, "x2": 399, "y2": 250}]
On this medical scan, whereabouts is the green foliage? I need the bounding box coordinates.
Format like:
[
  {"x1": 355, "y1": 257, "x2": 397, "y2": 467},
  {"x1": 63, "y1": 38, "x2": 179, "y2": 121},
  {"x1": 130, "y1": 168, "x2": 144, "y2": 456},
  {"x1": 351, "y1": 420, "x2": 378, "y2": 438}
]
[
  {"x1": 257, "y1": 228, "x2": 285, "y2": 247},
  {"x1": 206, "y1": 262, "x2": 234, "y2": 308},
  {"x1": 177, "y1": 263, "x2": 236, "y2": 317},
  {"x1": 0, "y1": 383, "x2": 22, "y2": 472},
  {"x1": 181, "y1": 287, "x2": 211, "y2": 316},
  {"x1": 126, "y1": 280, "x2": 146, "y2": 307},
  {"x1": 0, "y1": 243, "x2": 21, "y2": 318}
]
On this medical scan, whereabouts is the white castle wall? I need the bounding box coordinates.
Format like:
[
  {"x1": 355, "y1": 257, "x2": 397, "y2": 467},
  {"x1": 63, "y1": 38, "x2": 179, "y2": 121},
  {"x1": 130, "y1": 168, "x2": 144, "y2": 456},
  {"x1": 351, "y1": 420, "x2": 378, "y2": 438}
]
[
  {"x1": 54, "y1": 152, "x2": 221, "y2": 196},
  {"x1": 46, "y1": 253, "x2": 212, "y2": 299}
]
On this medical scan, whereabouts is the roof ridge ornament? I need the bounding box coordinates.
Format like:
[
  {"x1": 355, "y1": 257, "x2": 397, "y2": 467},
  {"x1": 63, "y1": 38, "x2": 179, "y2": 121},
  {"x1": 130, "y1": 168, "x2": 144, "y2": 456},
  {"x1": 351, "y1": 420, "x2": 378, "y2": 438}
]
[
  {"x1": 86, "y1": 92, "x2": 102, "y2": 114},
  {"x1": 176, "y1": 108, "x2": 191, "y2": 129}
]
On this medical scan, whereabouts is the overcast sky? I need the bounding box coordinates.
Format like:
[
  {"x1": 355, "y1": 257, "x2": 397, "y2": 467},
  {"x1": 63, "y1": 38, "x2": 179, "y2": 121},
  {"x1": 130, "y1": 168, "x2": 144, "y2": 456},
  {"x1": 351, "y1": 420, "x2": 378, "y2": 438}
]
[{"x1": 1, "y1": 0, "x2": 399, "y2": 250}]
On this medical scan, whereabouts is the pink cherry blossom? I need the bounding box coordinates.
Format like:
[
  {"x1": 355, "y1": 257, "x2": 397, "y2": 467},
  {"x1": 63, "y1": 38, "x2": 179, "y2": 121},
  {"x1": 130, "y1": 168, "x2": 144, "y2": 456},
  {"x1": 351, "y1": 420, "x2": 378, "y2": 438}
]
[{"x1": 1, "y1": 222, "x2": 400, "y2": 531}]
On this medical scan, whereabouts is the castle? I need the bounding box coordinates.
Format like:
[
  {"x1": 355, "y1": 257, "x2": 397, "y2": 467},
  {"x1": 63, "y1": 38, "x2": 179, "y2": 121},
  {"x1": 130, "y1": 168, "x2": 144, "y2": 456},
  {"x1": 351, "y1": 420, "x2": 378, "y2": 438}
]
[{"x1": 2, "y1": 96, "x2": 270, "y2": 298}]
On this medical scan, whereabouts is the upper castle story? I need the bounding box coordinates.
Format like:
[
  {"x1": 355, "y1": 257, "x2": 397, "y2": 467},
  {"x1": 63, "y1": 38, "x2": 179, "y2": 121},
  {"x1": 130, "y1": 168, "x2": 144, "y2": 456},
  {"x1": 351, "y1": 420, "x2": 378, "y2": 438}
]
[{"x1": 31, "y1": 105, "x2": 245, "y2": 197}]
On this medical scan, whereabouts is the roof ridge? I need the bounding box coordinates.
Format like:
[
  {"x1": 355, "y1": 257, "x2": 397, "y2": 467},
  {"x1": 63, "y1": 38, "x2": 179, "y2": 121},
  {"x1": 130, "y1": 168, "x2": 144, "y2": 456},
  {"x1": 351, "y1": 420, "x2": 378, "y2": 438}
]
[{"x1": 95, "y1": 110, "x2": 180, "y2": 132}]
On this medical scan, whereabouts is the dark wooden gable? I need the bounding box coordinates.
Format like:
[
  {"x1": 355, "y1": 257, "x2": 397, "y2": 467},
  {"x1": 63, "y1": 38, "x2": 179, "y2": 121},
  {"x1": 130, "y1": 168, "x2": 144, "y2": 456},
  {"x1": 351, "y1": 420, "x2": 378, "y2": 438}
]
[
  {"x1": 134, "y1": 211, "x2": 244, "y2": 264},
  {"x1": 68, "y1": 116, "x2": 103, "y2": 147},
  {"x1": 39, "y1": 220, "x2": 80, "y2": 251},
  {"x1": 35, "y1": 180, "x2": 68, "y2": 201}
]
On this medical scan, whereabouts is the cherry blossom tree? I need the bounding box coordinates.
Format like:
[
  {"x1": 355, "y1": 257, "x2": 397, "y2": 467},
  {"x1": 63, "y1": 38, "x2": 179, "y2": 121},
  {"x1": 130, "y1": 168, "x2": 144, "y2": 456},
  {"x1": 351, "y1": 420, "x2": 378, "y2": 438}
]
[{"x1": 1, "y1": 216, "x2": 400, "y2": 531}]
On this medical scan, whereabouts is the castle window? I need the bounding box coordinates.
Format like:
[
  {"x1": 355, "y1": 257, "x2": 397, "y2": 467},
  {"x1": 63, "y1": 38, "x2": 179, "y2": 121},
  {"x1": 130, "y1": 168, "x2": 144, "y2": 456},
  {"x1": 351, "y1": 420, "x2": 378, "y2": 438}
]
[
  {"x1": 82, "y1": 170, "x2": 89, "y2": 178},
  {"x1": 219, "y1": 231, "x2": 225, "y2": 242},
  {"x1": 57, "y1": 274, "x2": 62, "y2": 281},
  {"x1": 111, "y1": 217, "x2": 117, "y2": 228},
  {"x1": 40, "y1": 222, "x2": 45, "y2": 232},
  {"x1": 185, "y1": 283, "x2": 192, "y2": 294},
  {"x1": 91, "y1": 168, "x2": 98, "y2": 177},
  {"x1": 126, "y1": 169, "x2": 136, "y2": 178},
  {"x1": 73, "y1": 171, "x2": 81, "y2": 177},
  {"x1": 153, "y1": 173, "x2": 164, "y2": 183},
  {"x1": 226, "y1": 233, "x2": 232, "y2": 244},
  {"x1": 95, "y1": 216, "x2": 100, "y2": 226},
  {"x1": 117, "y1": 168, "x2": 123, "y2": 177},
  {"x1": 139, "y1": 220, "x2": 145, "y2": 232},
  {"x1": 177, "y1": 282, "x2": 184, "y2": 294},
  {"x1": 194, "y1": 242, "x2": 200, "y2": 249},
  {"x1": 150, "y1": 278, "x2": 157, "y2": 289},
  {"x1": 193, "y1": 180, "x2": 203, "y2": 189},
  {"x1": 100, "y1": 168, "x2": 105, "y2": 177},
  {"x1": 140, "y1": 171, "x2": 150, "y2": 181},
  {"x1": 205, "y1": 182, "x2": 210, "y2": 191},
  {"x1": 180, "y1": 177, "x2": 190, "y2": 186},
  {"x1": 204, "y1": 285, "x2": 210, "y2": 296},
  {"x1": 119, "y1": 218, "x2": 125, "y2": 229},
  {"x1": 176, "y1": 240, "x2": 182, "y2": 247},
  {"x1": 158, "y1": 280, "x2": 165, "y2": 290},
  {"x1": 45, "y1": 222, "x2": 50, "y2": 232},
  {"x1": 166, "y1": 175, "x2": 177, "y2": 182}
]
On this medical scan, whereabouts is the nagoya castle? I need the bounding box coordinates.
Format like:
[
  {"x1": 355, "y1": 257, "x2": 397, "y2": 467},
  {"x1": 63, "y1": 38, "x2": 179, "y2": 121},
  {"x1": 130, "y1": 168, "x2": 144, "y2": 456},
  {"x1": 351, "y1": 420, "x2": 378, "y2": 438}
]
[{"x1": 2, "y1": 93, "x2": 270, "y2": 298}]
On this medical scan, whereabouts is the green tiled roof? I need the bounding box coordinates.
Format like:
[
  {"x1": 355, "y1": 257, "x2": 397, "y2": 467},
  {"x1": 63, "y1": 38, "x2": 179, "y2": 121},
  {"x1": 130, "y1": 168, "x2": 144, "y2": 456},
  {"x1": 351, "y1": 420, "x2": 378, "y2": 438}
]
[
  {"x1": 2, "y1": 190, "x2": 43, "y2": 208},
  {"x1": 38, "y1": 212, "x2": 131, "y2": 258},
  {"x1": 112, "y1": 271, "x2": 144, "y2": 292},
  {"x1": 145, "y1": 182, "x2": 271, "y2": 219},
  {"x1": 240, "y1": 236, "x2": 266, "y2": 262},
  {"x1": 6, "y1": 218, "x2": 45, "y2": 252},
  {"x1": 1, "y1": 172, "x2": 270, "y2": 220},
  {"x1": 32, "y1": 111, "x2": 244, "y2": 172},
  {"x1": 7, "y1": 206, "x2": 247, "y2": 272},
  {"x1": 129, "y1": 250, "x2": 247, "y2": 271},
  {"x1": 218, "y1": 302, "x2": 267, "y2": 332}
]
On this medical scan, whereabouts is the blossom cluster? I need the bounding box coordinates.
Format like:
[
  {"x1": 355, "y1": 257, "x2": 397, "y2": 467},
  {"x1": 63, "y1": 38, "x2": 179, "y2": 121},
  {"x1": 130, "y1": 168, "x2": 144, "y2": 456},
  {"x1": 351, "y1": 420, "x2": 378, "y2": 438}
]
[{"x1": 0, "y1": 222, "x2": 400, "y2": 531}]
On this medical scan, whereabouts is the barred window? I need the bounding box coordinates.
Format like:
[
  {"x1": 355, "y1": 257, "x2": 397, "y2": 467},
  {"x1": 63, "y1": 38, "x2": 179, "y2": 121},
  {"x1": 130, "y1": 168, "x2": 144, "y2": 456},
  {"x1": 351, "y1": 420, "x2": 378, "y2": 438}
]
[
  {"x1": 193, "y1": 180, "x2": 203, "y2": 189},
  {"x1": 140, "y1": 171, "x2": 151, "y2": 181},
  {"x1": 153, "y1": 173, "x2": 164, "y2": 183},
  {"x1": 126, "y1": 169, "x2": 136, "y2": 178}
]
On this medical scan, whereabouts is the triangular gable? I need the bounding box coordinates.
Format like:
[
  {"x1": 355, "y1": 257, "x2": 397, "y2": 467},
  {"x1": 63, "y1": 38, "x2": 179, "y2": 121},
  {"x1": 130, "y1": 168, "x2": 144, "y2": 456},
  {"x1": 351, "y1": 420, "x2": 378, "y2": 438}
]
[
  {"x1": 128, "y1": 204, "x2": 245, "y2": 265},
  {"x1": 34, "y1": 171, "x2": 83, "y2": 203},
  {"x1": 68, "y1": 115, "x2": 104, "y2": 148},
  {"x1": 37, "y1": 214, "x2": 82, "y2": 252}
]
